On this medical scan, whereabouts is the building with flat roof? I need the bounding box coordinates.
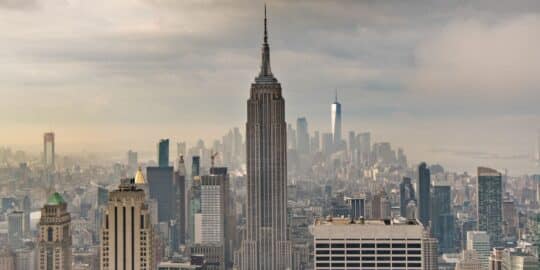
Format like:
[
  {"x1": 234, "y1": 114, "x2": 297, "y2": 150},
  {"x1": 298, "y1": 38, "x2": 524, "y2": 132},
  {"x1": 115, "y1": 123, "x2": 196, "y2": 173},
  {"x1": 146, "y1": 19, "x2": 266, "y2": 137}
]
[{"x1": 312, "y1": 217, "x2": 435, "y2": 270}]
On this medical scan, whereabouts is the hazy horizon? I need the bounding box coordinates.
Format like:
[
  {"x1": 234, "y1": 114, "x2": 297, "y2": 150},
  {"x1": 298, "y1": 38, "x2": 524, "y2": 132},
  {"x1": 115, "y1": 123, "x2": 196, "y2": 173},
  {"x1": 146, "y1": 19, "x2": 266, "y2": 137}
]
[{"x1": 2, "y1": 0, "x2": 540, "y2": 174}]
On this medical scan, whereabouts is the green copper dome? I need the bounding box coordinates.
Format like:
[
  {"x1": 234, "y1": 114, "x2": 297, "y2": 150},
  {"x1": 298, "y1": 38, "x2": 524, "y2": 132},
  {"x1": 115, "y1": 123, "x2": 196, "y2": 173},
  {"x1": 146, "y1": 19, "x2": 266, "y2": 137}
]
[{"x1": 47, "y1": 192, "x2": 66, "y2": 205}]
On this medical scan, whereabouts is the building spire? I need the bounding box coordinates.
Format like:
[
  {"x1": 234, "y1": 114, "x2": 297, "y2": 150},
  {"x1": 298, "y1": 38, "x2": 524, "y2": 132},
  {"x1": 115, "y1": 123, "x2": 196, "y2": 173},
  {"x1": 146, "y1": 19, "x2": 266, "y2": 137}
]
[
  {"x1": 335, "y1": 89, "x2": 338, "y2": 103},
  {"x1": 264, "y1": 4, "x2": 268, "y2": 44},
  {"x1": 258, "y1": 3, "x2": 273, "y2": 78}
]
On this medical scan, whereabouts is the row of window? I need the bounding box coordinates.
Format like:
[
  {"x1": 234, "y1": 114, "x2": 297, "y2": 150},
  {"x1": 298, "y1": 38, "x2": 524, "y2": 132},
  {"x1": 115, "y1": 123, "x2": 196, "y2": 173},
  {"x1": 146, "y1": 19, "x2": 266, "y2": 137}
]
[
  {"x1": 316, "y1": 249, "x2": 422, "y2": 255},
  {"x1": 316, "y1": 243, "x2": 421, "y2": 249},
  {"x1": 316, "y1": 262, "x2": 422, "y2": 268},
  {"x1": 317, "y1": 256, "x2": 421, "y2": 261}
]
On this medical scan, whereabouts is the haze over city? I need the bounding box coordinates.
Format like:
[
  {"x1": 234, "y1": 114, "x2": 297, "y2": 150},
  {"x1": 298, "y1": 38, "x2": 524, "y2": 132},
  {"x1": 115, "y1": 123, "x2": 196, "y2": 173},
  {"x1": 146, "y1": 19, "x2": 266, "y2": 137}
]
[
  {"x1": 3, "y1": 1, "x2": 540, "y2": 270},
  {"x1": 1, "y1": 0, "x2": 540, "y2": 173}
]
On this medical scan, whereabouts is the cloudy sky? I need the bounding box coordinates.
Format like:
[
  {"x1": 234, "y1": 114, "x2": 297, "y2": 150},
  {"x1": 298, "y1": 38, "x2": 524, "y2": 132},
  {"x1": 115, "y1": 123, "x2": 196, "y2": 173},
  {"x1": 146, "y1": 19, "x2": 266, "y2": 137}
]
[{"x1": 1, "y1": 0, "x2": 539, "y2": 174}]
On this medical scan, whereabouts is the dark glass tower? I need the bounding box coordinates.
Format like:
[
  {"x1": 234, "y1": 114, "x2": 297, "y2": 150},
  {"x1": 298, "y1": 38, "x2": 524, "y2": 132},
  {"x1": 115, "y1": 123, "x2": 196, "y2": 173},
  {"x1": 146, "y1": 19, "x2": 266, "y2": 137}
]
[
  {"x1": 238, "y1": 6, "x2": 291, "y2": 270},
  {"x1": 477, "y1": 167, "x2": 503, "y2": 247},
  {"x1": 431, "y1": 184, "x2": 455, "y2": 253},
  {"x1": 418, "y1": 162, "x2": 431, "y2": 227},
  {"x1": 158, "y1": 139, "x2": 169, "y2": 167}
]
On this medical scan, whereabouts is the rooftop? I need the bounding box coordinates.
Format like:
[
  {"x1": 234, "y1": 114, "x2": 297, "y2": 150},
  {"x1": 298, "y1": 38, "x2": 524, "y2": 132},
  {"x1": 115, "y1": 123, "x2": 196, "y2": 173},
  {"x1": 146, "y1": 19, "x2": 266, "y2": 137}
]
[
  {"x1": 314, "y1": 217, "x2": 420, "y2": 226},
  {"x1": 46, "y1": 192, "x2": 66, "y2": 206}
]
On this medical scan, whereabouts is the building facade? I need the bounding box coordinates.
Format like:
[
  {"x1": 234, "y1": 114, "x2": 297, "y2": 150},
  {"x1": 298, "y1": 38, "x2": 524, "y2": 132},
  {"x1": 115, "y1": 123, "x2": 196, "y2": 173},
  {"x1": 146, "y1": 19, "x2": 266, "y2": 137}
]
[
  {"x1": 467, "y1": 231, "x2": 490, "y2": 270},
  {"x1": 477, "y1": 167, "x2": 503, "y2": 247},
  {"x1": 38, "y1": 192, "x2": 72, "y2": 270},
  {"x1": 237, "y1": 6, "x2": 291, "y2": 270},
  {"x1": 312, "y1": 217, "x2": 434, "y2": 270},
  {"x1": 100, "y1": 178, "x2": 154, "y2": 270},
  {"x1": 158, "y1": 139, "x2": 170, "y2": 167},
  {"x1": 147, "y1": 166, "x2": 174, "y2": 222},
  {"x1": 331, "y1": 91, "x2": 342, "y2": 146},
  {"x1": 43, "y1": 132, "x2": 55, "y2": 170},
  {"x1": 418, "y1": 163, "x2": 431, "y2": 227}
]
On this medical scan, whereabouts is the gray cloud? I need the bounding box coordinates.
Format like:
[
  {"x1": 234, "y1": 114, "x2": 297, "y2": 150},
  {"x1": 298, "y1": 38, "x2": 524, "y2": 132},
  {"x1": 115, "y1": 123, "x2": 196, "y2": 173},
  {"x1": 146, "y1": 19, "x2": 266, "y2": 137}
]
[
  {"x1": 0, "y1": 0, "x2": 38, "y2": 10},
  {"x1": 1, "y1": 0, "x2": 540, "y2": 173}
]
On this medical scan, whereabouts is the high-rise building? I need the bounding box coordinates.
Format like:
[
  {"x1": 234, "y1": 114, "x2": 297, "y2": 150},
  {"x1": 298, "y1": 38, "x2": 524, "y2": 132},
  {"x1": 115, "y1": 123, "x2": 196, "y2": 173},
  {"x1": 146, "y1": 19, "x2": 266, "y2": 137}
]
[
  {"x1": 371, "y1": 190, "x2": 390, "y2": 219},
  {"x1": 7, "y1": 211, "x2": 24, "y2": 248},
  {"x1": 192, "y1": 156, "x2": 200, "y2": 177},
  {"x1": 418, "y1": 162, "x2": 431, "y2": 227},
  {"x1": 127, "y1": 150, "x2": 138, "y2": 174},
  {"x1": 467, "y1": 231, "x2": 490, "y2": 270},
  {"x1": 331, "y1": 91, "x2": 342, "y2": 146},
  {"x1": 237, "y1": 6, "x2": 291, "y2": 270},
  {"x1": 192, "y1": 167, "x2": 230, "y2": 269},
  {"x1": 400, "y1": 177, "x2": 416, "y2": 218},
  {"x1": 431, "y1": 183, "x2": 455, "y2": 253},
  {"x1": 312, "y1": 217, "x2": 432, "y2": 270},
  {"x1": 158, "y1": 139, "x2": 170, "y2": 167},
  {"x1": 321, "y1": 132, "x2": 333, "y2": 155},
  {"x1": 173, "y1": 156, "x2": 187, "y2": 249},
  {"x1": 38, "y1": 192, "x2": 72, "y2": 270},
  {"x1": 147, "y1": 166, "x2": 174, "y2": 222},
  {"x1": 348, "y1": 131, "x2": 356, "y2": 156},
  {"x1": 287, "y1": 124, "x2": 296, "y2": 150},
  {"x1": 422, "y1": 232, "x2": 439, "y2": 270},
  {"x1": 357, "y1": 132, "x2": 371, "y2": 165},
  {"x1": 311, "y1": 131, "x2": 320, "y2": 153},
  {"x1": 502, "y1": 199, "x2": 518, "y2": 238},
  {"x1": 347, "y1": 197, "x2": 365, "y2": 220},
  {"x1": 296, "y1": 117, "x2": 310, "y2": 155},
  {"x1": 100, "y1": 178, "x2": 154, "y2": 270},
  {"x1": 477, "y1": 167, "x2": 503, "y2": 247},
  {"x1": 43, "y1": 132, "x2": 55, "y2": 170}
]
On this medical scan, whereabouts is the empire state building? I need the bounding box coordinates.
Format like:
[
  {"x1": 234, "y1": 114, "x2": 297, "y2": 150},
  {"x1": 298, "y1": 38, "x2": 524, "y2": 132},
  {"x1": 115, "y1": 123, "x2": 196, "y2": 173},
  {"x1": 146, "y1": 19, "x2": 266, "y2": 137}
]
[{"x1": 237, "y1": 6, "x2": 291, "y2": 270}]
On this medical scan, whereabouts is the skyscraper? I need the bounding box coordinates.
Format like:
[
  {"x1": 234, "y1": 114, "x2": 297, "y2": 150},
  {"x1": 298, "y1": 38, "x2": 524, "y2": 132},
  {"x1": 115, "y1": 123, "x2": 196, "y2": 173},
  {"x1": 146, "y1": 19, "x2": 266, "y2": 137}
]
[
  {"x1": 192, "y1": 167, "x2": 230, "y2": 269},
  {"x1": 467, "y1": 231, "x2": 490, "y2": 269},
  {"x1": 100, "y1": 178, "x2": 154, "y2": 270},
  {"x1": 331, "y1": 90, "x2": 342, "y2": 146},
  {"x1": 43, "y1": 132, "x2": 55, "y2": 170},
  {"x1": 158, "y1": 139, "x2": 170, "y2": 167},
  {"x1": 127, "y1": 150, "x2": 138, "y2": 173},
  {"x1": 296, "y1": 117, "x2": 309, "y2": 155},
  {"x1": 477, "y1": 167, "x2": 503, "y2": 247},
  {"x1": 431, "y1": 183, "x2": 455, "y2": 253},
  {"x1": 357, "y1": 132, "x2": 371, "y2": 165},
  {"x1": 38, "y1": 192, "x2": 72, "y2": 270},
  {"x1": 147, "y1": 166, "x2": 174, "y2": 223},
  {"x1": 418, "y1": 162, "x2": 431, "y2": 227},
  {"x1": 347, "y1": 197, "x2": 365, "y2": 220},
  {"x1": 310, "y1": 131, "x2": 320, "y2": 153},
  {"x1": 7, "y1": 211, "x2": 24, "y2": 248},
  {"x1": 237, "y1": 6, "x2": 291, "y2": 270},
  {"x1": 173, "y1": 156, "x2": 187, "y2": 248},
  {"x1": 400, "y1": 177, "x2": 416, "y2": 218}
]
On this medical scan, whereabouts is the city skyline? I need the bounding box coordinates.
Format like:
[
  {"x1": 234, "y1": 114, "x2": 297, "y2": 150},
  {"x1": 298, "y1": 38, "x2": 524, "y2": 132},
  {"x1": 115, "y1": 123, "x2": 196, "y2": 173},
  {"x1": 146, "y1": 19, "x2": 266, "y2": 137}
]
[
  {"x1": 1, "y1": 1, "x2": 540, "y2": 174},
  {"x1": 1, "y1": 2, "x2": 540, "y2": 269}
]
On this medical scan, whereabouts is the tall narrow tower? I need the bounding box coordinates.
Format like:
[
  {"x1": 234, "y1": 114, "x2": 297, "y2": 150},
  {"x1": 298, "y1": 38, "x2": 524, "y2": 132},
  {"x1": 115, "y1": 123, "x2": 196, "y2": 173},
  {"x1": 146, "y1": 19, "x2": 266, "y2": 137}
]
[
  {"x1": 238, "y1": 5, "x2": 291, "y2": 270},
  {"x1": 331, "y1": 90, "x2": 342, "y2": 146},
  {"x1": 38, "y1": 192, "x2": 72, "y2": 270},
  {"x1": 43, "y1": 132, "x2": 55, "y2": 170}
]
